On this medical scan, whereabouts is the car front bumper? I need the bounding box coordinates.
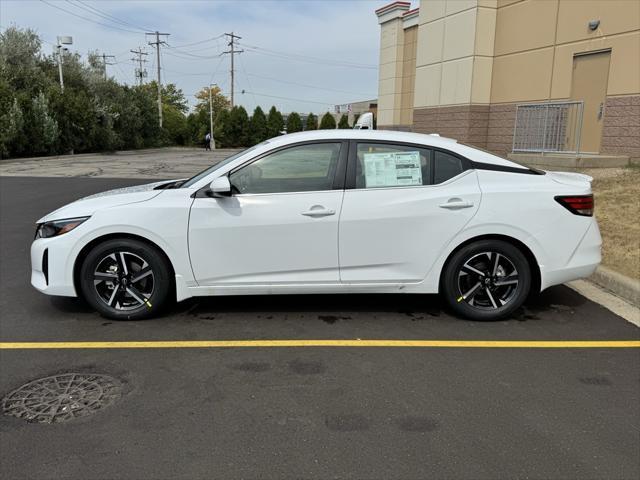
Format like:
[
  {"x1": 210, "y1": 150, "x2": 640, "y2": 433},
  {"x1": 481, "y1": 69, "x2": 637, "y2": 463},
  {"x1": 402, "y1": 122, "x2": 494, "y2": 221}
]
[{"x1": 31, "y1": 236, "x2": 78, "y2": 297}]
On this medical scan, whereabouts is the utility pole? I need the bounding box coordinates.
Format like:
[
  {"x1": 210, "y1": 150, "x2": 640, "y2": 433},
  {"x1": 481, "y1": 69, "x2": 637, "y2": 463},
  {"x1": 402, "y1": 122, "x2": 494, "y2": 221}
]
[
  {"x1": 146, "y1": 31, "x2": 170, "y2": 127},
  {"x1": 222, "y1": 32, "x2": 243, "y2": 107},
  {"x1": 130, "y1": 48, "x2": 148, "y2": 86},
  {"x1": 209, "y1": 83, "x2": 217, "y2": 150},
  {"x1": 101, "y1": 53, "x2": 116, "y2": 80}
]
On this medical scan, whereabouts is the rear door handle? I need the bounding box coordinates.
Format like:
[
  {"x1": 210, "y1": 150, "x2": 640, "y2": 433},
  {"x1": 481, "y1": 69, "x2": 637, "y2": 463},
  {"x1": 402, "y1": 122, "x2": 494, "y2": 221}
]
[
  {"x1": 301, "y1": 206, "x2": 335, "y2": 217},
  {"x1": 439, "y1": 200, "x2": 474, "y2": 209}
]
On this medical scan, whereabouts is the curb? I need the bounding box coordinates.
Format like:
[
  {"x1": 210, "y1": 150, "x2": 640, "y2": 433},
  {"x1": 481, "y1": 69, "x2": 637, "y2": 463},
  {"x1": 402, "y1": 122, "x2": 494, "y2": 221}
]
[{"x1": 589, "y1": 266, "x2": 640, "y2": 306}]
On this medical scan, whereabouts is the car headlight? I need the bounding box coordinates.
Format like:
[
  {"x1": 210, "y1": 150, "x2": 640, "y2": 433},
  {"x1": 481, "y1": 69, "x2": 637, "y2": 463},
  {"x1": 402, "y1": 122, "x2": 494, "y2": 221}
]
[{"x1": 35, "y1": 217, "x2": 90, "y2": 239}]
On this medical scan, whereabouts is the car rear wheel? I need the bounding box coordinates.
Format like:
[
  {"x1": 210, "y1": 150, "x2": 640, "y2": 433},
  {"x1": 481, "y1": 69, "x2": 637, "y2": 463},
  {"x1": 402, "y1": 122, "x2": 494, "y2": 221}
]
[
  {"x1": 441, "y1": 240, "x2": 531, "y2": 321},
  {"x1": 79, "y1": 238, "x2": 172, "y2": 320}
]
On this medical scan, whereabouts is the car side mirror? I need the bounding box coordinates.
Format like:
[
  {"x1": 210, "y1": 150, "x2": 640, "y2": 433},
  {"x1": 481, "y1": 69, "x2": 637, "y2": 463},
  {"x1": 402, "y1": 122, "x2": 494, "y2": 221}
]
[{"x1": 208, "y1": 176, "x2": 231, "y2": 197}]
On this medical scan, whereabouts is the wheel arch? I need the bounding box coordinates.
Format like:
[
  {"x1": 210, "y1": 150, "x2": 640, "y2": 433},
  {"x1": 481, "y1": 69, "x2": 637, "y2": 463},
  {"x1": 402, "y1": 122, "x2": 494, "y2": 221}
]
[
  {"x1": 72, "y1": 233, "x2": 176, "y2": 300},
  {"x1": 439, "y1": 234, "x2": 541, "y2": 295}
]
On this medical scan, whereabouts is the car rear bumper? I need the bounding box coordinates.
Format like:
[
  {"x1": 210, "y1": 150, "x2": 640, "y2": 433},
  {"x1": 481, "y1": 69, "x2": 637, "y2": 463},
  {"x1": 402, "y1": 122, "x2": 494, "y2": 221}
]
[
  {"x1": 31, "y1": 238, "x2": 77, "y2": 297},
  {"x1": 540, "y1": 218, "x2": 602, "y2": 290}
]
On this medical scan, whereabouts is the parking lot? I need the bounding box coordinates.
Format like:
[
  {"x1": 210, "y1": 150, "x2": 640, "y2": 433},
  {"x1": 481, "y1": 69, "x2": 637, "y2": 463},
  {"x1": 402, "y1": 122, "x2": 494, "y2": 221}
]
[{"x1": 1, "y1": 149, "x2": 639, "y2": 480}]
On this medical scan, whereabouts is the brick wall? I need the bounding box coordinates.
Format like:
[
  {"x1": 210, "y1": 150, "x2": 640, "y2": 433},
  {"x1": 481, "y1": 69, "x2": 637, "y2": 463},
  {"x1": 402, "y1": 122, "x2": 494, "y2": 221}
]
[
  {"x1": 407, "y1": 98, "x2": 638, "y2": 162},
  {"x1": 413, "y1": 105, "x2": 489, "y2": 147},
  {"x1": 486, "y1": 104, "x2": 517, "y2": 158},
  {"x1": 601, "y1": 96, "x2": 640, "y2": 162}
]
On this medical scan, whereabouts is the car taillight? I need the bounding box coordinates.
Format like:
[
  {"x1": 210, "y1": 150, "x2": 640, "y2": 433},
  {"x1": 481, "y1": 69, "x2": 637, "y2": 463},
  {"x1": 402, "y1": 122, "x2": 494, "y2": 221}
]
[{"x1": 555, "y1": 194, "x2": 594, "y2": 216}]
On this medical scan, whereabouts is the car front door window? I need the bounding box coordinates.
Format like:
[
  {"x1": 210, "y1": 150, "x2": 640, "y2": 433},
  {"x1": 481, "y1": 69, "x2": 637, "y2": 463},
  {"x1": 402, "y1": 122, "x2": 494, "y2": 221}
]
[{"x1": 230, "y1": 142, "x2": 342, "y2": 194}]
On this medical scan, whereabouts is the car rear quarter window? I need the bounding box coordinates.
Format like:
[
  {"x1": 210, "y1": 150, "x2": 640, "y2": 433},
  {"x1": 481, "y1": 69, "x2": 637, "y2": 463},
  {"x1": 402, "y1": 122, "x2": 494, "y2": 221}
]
[
  {"x1": 355, "y1": 143, "x2": 432, "y2": 189},
  {"x1": 434, "y1": 150, "x2": 464, "y2": 184}
]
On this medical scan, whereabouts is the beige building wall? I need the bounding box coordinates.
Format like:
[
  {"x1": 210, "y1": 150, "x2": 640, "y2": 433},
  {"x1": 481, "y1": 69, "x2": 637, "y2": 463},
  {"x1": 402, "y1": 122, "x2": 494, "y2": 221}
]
[
  {"x1": 488, "y1": 0, "x2": 639, "y2": 158},
  {"x1": 376, "y1": 0, "x2": 639, "y2": 159},
  {"x1": 399, "y1": 25, "x2": 418, "y2": 125},
  {"x1": 411, "y1": 0, "x2": 496, "y2": 144},
  {"x1": 490, "y1": 0, "x2": 640, "y2": 103},
  {"x1": 376, "y1": 2, "x2": 419, "y2": 130}
]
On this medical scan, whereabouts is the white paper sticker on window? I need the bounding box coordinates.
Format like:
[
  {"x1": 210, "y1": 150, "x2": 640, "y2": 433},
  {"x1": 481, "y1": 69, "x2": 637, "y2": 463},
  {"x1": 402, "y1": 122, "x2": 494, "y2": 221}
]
[{"x1": 363, "y1": 151, "x2": 422, "y2": 188}]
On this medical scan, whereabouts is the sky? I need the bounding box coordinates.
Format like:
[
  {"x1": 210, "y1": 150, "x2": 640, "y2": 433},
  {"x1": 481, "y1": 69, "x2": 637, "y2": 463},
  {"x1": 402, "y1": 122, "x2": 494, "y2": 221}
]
[{"x1": 0, "y1": 0, "x2": 394, "y2": 114}]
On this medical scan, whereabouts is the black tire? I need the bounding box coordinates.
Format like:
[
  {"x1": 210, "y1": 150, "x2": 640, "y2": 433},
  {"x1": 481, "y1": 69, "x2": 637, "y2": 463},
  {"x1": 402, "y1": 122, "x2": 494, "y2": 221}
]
[
  {"x1": 79, "y1": 238, "x2": 172, "y2": 320},
  {"x1": 441, "y1": 240, "x2": 531, "y2": 321}
]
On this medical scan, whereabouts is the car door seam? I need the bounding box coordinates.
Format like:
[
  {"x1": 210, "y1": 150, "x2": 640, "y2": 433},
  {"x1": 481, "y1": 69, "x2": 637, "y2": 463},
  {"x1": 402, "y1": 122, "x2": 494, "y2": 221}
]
[{"x1": 186, "y1": 195, "x2": 200, "y2": 287}]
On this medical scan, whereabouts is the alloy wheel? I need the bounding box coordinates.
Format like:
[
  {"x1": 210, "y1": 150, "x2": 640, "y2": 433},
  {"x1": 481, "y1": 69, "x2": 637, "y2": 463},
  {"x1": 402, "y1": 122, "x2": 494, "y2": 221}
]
[
  {"x1": 456, "y1": 251, "x2": 519, "y2": 310},
  {"x1": 93, "y1": 251, "x2": 155, "y2": 311}
]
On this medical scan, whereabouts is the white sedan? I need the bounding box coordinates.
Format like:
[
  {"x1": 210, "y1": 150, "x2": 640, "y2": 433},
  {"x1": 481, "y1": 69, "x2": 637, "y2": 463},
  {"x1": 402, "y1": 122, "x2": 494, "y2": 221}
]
[{"x1": 31, "y1": 130, "x2": 601, "y2": 321}]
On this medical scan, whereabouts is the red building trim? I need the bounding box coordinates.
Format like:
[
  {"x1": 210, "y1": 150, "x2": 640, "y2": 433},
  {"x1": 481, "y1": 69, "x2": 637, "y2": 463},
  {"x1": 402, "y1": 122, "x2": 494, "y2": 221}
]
[{"x1": 375, "y1": 1, "x2": 411, "y2": 16}]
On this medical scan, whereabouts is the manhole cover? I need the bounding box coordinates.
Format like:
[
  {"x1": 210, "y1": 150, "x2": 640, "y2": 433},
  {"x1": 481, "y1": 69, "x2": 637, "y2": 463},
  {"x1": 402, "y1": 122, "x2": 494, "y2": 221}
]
[{"x1": 2, "y1": 373, "x2": 122, "y2": 424}]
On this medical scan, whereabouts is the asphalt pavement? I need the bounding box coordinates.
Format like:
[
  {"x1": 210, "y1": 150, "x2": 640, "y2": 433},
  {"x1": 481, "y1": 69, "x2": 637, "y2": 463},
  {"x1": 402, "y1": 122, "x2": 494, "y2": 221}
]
[{"x1": 1, "y1": 176, "x2": 639, "y2": 480}]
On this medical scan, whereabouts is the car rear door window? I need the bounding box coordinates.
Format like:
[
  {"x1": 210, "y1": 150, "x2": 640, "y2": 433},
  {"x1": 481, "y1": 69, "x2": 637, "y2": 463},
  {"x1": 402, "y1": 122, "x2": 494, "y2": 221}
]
[
  {"x1": 434, "y1": 150, "x2": 464, "y2": 184},
  {"x1": 230, "y1": 142, "x2": 342, "y2": 194},
  {"x1": 355, "y1": 143, "x2": 432, "y2": 189}
]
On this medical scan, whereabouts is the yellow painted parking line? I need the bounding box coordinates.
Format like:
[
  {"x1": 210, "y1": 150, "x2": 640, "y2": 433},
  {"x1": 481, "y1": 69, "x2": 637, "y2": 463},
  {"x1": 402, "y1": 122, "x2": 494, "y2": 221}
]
[{"x1": 0, "y1": 340, "x2": 639, "y2": 349}]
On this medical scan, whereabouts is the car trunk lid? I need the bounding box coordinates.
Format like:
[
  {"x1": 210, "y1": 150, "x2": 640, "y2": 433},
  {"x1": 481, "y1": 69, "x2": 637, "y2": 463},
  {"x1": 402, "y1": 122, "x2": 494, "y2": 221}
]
[{"x1": 545, "y1": 171, "x2": 593, "y2": 189}]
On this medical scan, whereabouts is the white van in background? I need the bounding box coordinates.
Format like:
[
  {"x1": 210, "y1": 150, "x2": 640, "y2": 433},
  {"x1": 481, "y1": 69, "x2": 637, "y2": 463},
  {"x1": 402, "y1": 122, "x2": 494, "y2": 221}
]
[{"x1": 353, "y1": 112, "x2": 374, "y2": 130}]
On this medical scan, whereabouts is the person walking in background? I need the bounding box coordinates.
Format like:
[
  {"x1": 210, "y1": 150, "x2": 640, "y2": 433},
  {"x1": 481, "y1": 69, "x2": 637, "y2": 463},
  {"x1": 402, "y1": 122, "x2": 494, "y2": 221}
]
[{"x1": 204, "y1": 132, "x2": 211, "y2": 151}]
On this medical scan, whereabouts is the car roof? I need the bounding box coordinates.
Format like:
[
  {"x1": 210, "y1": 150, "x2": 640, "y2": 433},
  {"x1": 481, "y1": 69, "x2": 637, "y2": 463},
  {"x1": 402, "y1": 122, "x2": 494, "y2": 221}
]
[
  {"x1": 267, "y1": 129, "x2": 458, "y2": 148},
  {"x1": 266, "y1": 130, "x2": 525, "y2": 169}
]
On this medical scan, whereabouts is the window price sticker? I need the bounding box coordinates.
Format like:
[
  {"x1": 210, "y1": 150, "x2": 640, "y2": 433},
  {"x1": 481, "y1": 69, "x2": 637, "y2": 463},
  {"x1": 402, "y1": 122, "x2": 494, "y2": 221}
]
[{"x1": 363, "y1": 151, "x2": 422, "y2": 187}]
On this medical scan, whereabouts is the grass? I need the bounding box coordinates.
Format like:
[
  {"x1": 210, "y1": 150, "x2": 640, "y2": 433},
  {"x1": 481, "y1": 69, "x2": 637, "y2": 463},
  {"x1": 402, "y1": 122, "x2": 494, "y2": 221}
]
[{"x1": 586, "y1": 166, "x2": 640, "y2": 280}]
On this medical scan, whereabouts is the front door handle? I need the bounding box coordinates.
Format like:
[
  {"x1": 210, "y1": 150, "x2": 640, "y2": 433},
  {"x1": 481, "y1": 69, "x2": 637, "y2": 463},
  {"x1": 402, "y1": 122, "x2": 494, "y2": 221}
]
[
  {"x1": 439, "y1": 199, "x2": 474, "y2": 209},
  {"x1": 301, "y1": 205, "x2": 335, "y2": 217}
]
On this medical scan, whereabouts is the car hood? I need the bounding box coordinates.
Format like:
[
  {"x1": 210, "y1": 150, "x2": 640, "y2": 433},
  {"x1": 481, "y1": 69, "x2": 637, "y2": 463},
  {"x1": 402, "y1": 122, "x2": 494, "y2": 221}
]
[{"x1": 37, "y1": 179, "x2": 178, "y2": 223}]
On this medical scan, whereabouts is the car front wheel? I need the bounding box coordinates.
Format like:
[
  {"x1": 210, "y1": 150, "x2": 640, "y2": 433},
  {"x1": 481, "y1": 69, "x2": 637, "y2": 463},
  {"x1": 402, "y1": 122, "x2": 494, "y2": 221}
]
[
  {"x1": 79, "y1": 238, "x2": 172, "y2": 320},
  {"x1": 441, "y1": 240, "x2": 531, "y2": 321}
]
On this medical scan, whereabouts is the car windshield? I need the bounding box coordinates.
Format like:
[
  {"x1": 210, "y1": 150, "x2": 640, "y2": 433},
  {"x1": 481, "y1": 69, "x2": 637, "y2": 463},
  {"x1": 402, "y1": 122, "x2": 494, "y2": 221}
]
[{"x1": 181, "y1": 141, "x2": 269, "y2": 188}]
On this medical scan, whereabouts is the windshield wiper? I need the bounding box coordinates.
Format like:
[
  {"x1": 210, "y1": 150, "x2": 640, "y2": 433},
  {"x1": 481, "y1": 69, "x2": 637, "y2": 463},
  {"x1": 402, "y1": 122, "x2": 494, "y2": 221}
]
[{"x1": 154, "y1": 180, "x2": 185, "y2": 190}]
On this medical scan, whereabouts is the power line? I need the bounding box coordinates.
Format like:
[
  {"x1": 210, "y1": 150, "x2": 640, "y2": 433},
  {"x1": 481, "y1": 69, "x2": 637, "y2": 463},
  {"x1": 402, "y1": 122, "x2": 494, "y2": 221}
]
[
  {"x1": 240, "y1": 90, "x2": 330, "y2": 107},
  {"x1": 169, "y1": 34, "x2": 224, "y2": 49},
  {"x1": 115, "y1": 62, "x2": 134, "y2": 85},
  {"x1": 161, "y1": 68, "x2": 210, "y2": 77},
  {"x1": 238, "y1": 55, "x2": 258, "y2": 106},
  {"x1": 244, "y1": 71, "x2": 376, "y2": 98},
  {"x1": 39, "y1": 0, "x2": 145, "y2": 34},
  {"x1": 166, "y1": 43, "x2": 223, "y2": 54},
  {"x1": 66, "y1": 0, "x2": 153, "y2": 33},
  {"x1": 208, "y1": 56, "x2": 226, "y2": 91},
  {"x1": 238, "y1": 42, "x2": 376, "y2": 70},
  {"x1": 164, "y1": 47, "x2": 223, "y2": 60}
]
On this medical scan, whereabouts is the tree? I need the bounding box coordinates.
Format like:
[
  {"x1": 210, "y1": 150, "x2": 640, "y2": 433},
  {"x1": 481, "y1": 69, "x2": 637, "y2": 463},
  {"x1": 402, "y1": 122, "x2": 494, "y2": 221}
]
[
  {"x1": 286, "y1": 112, "x2": 303, "y2": 133},
  {"x1": 163, "y1": 104, "x2": 188, "y2": 145},
  {"x1": 228, "y1": 105, "x2": 250, "y2": 147},
  {"x1": 338, "y1": 114, "x2": 350, "y2": 129},
  {"x1": 305, "y1": 113, "x2": 317, "y2": 131},
  {"x1": 319, "y1": 112, "x2": 336, "y2": 129},
  {"x1": 0, "y1": 96, "x2": 23, "y2": 158},
  {"x1": 186, "y1": 107, "x2": 209, "y2": 147},
  {"x1": 266, "y1": 105, "x2": 284, "y2": 138},
  {"x1": 0, "y1": 25, "x2": 171, "y2": 158},
  {"x1": 249, "y1": 106, "x2": 267, "y2": 145},
  {"x1": 142, "y1": 81, "x2": 188, "y2": 114},
  {"x1": 29, "y1": 92, "x2": 58, "y2": 154},
  {"x1": 213, "y1": 109, "x2": 231, "y2": 147},
  {"x1": 194, "y1": 84, "x2": 229, "y2": 117}
]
